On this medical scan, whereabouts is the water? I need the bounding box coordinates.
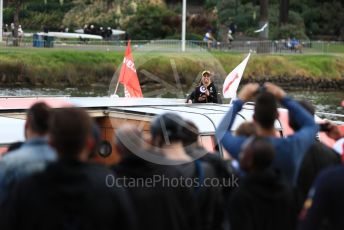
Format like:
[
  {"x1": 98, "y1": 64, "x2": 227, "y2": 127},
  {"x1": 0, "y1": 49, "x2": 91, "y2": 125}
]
[
  {"x1": 0, "y1": 87, "x2": 108, "y2": 97},
  {"x1": 0, "y1": 86, "x2": 343, "y2": 119},
  {"x1": 287, "y1": 90, "x2": 344, "y2": 121}
]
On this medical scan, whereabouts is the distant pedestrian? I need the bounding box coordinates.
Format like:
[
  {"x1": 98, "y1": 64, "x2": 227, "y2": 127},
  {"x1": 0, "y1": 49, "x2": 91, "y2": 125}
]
[
  {"x1": 106, "y1": 27, "x2": 112, "y2": 40},
  {"x1": 203, "y1": 30, "x2": 215, "y2": 50},
  {"x1": 3, "y1": 24, "x2": 8, "y2": 32}
]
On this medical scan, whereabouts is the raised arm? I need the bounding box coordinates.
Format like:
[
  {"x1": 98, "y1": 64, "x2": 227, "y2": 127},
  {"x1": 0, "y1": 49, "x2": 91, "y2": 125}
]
[
  {"x1": 264, "y1": 83, "x2": 317, "y2": 167},
  {"x1": 216, "y1": 83, "x2": 259, "y2": 159},
  {"x1": 280, "y1": 96, "x2": 318, "y2": 165}
]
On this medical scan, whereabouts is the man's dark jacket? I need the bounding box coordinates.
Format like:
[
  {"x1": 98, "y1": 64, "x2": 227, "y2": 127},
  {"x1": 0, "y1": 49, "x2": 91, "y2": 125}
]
[{"x1": 0, "y1": 160, "x2": 135, "y2": 230}]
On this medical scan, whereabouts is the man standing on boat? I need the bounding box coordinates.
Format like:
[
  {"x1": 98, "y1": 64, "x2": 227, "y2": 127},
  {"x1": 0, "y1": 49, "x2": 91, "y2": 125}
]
[{"x1": 186, "y1": 70, "x2": 218, "y2": 104}]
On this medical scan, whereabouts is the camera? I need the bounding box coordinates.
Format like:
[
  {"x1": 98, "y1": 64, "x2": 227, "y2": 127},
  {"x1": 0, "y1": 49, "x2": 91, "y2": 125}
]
[
  {"x1": 254, "y1": 85, "x2": 266, "y2": 95},
  {"x1": 319, "y1": 123, "x2": 331, "y2": 132}
]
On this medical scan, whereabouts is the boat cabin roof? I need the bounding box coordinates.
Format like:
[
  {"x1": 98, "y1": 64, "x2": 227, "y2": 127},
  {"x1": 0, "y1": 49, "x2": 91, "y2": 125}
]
[{"x1": 0, "y1": 96, "x2": 281, "y2": 146}]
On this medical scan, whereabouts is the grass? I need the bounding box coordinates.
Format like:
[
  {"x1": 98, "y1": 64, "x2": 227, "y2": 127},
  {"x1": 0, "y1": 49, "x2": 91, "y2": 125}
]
[
  {"x1": 0, "y1": 48, "x2": 343, "y2": 87},
  {"x1": 309, "y1": 42, "x2": 344, "y2": 54}
]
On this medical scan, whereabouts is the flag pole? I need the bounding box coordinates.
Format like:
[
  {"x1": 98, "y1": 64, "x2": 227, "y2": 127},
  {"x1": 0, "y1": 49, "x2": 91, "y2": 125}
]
[
  {"x1": 0, "y1": 0, "x2": 3, "y2": 42},
  {"x1": 181, "y1": 0, "x2": 186, "y2": 52},
  {"x1": 114, "y1": 75, "x2": 120, "y2": 95}
]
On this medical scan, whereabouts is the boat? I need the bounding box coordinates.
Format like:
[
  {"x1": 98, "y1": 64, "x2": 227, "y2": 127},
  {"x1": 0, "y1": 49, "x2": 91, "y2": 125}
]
[
  {"x1": 36, "y1": 32, "x2": 103, "y2": 40},
  {"x1": 0, "y1": 96, "x2": 342, "y2": 165},
  {"x1": 3, "y1": 31, "x2": 103, "y2": 40}
]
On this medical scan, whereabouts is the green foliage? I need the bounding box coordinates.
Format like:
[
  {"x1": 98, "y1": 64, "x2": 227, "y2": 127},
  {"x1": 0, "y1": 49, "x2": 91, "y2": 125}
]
[
  {"x1": 21, "y1": 12, "x2": 65, "y2": 30},
  {"x1": 292, "y1": 0, "x2": 344, "y2": 39},
  {"x1": 0, "y1": 49, "x2": 343, "y2": 88},
  {"x1": 3, "y1": 7, "x2": 15, "y2": 24},
  {"x1": 62, "y1": 2, "x2": 120, "y2": 29},
  {"x1": 25, "y1": 0, "x2": 74, "y2": 13},
  {"x1": 269, "y1": 9, "x2": 307, "y2": 39},
  {"x1": 125, "y1": 5, "x2": 177, "y2": 40},
  {"x1": 3, "y1": 0, "x2": 344, "y2": 40}
]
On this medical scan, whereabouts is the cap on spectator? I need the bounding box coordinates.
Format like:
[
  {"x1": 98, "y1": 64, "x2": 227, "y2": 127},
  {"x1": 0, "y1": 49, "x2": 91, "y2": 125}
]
[{"x1": 202, "y1": 70, "x2": 211, "y2": 76}]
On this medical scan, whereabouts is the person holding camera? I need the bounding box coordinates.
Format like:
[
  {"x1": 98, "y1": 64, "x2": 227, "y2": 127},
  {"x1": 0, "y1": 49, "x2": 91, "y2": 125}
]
[
  {"x1": 186, "y1": 71, "x2": 218, "y2": 104},
  {"x1": 216, "y1": 82, "x2": 318, "y2": 186}
]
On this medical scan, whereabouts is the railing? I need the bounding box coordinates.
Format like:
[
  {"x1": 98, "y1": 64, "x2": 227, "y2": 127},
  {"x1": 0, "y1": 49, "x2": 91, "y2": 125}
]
[
  {"x1": 316, "y1": 112, "x2": 344, "y2": 123},
  {"x1": 1, "y1": 36, "x2": 344, "y2": 54}
]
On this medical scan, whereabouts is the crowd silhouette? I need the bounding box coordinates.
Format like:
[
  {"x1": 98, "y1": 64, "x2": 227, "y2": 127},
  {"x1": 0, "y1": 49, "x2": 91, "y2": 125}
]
[{"x1": 0, "y1": 82, "x2": 343, "y2": 230}]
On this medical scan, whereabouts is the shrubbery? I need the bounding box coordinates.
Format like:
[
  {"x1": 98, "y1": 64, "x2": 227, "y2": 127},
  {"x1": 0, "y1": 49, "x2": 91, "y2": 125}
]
[
  {"x1": 2, "y1": 0, "x2": 343, "y2": 40},
  {"x1": 125, "y1": 5, "x2": 178, "y2": 40}
]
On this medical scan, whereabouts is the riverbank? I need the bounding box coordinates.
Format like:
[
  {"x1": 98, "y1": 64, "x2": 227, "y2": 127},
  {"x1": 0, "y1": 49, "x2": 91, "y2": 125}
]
[{"x1": 0, "y1": 48, "x2": 343, "y2": 90}]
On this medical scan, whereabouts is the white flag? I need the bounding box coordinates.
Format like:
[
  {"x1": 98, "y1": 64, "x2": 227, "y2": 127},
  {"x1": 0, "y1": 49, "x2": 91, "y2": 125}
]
[{"x1": 222, "y1": 53, "x2": 251, "y2": 99}]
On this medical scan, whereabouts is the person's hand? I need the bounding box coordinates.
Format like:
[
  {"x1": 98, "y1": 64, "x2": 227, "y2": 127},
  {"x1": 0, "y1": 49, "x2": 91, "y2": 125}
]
[
  {"x1": 205, "y1": 89, "x2": 210, "y2": 96},
  {"x1": 326, "y1": 122, "x2": 342, "y2": 140},
  {"x1": 264, "y1": 82, "x2": 287, "y2": 100},
  {"x1": 198, "y1": 96, "x2": 206, "y2": 102},
  {"x1": 237, "y1": 83, "x2": 259, "y2": 102}
]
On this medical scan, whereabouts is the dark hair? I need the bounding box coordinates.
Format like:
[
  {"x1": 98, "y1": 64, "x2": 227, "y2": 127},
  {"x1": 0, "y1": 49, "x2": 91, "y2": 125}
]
[
  {"x1": 254, "y1": 92, "x2": 278, "y2": 130},
  {"x1": 236, "y1": 122, "x2": 257, "y2": 136},
  {"x1": 150, "y1": 113, "x2": 188, "y2": 146},
  {"x1": 182, "y1": 120, "x2": 199, "y2": 146},
  {"x1": 27, "y1": 102, "x2": 51, "y2": 135},
  {"x1": 243, "y1": 136, "x2": 275, "y2": 171},
  {"x1": 115, "y1": 124, "x2": 143, "y2": 157},
  {"x1": 49, "y1": 107, "x2": 91, "y2": 158},
  {"x1": 289, "y1": 99, "x2": 314, "y2": 131}
]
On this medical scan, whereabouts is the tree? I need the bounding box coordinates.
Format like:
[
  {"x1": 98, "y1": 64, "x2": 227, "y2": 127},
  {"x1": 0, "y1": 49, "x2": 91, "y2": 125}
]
[
  {"x1": 259, "y1": 0, "x2": 268, "y2": 38},
  {"x1": 125, "y1": 4, "x2": 177, "y2": 40},
  {"x1": 279, "y1": 0, "x2": 289, "y2": 25},
  {"x1": 7, "y1": 0, "x2": 62, "y2": 46},
  {"x1": 8, "y1": 0, "x2": 23, "y2": 46}
]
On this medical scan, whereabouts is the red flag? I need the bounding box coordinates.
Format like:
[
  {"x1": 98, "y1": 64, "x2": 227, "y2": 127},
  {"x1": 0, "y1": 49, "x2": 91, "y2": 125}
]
[{"x1": 118, "y1": 40, "x2": 143, "y2": 98}]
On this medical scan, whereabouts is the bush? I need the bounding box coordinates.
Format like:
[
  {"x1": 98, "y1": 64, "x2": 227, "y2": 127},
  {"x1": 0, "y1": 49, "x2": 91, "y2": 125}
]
[
  {"x1": 62, "y1": 2, "x2": 120, "y2": 29},
  {"x1": 125, "y1": 5, "x2": 177, "y2": 40},
  {"x1": 3, "y1": 7, "x2": 14, "y2": 24},
  {"x1": 21, "y1": 12, "x2": 65, "y2": 31}
]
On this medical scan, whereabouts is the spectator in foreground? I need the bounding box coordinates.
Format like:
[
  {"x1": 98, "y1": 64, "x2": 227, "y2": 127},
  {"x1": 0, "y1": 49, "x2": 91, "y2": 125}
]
[
  {"x1": 0, "y1": 108, "x2": 135, "y2": 230},
  {"x1": 3, "y1": 142, "x2": 24, "y2": 155},
  {"x1": 298, "y1": 100, "x2": 344, "y2": 229},
  {"x1": 183, "y1": 120, "x2": 238, "y2": 230},
  {"x1": 235, "y1": 121, "x2": 257, "y2": 137},
  {"x1": 299, "y1": 164, "x2": 344, "y2": 230},
  {"x1": 228, "y1": 137, "x2": 296, "y2": 230},
  {"x1": 0, "y1": 102, "x2": 56, "y2": 204},
  {"x1": 216, "y1": 83, "x2": 318, "y2": 185},
  {"x1": 325, "y1": 121, "x2": 344, "y2": 156},
  {"x1": 112, "y1": 123, "x2": 200, "y2": 230},
  {"x1": 150, "y1": 113, "x2": 222, "y2": 230},
  {"x1": 293, "y1": 100, "x2": 341, "y2": 211}
]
